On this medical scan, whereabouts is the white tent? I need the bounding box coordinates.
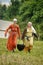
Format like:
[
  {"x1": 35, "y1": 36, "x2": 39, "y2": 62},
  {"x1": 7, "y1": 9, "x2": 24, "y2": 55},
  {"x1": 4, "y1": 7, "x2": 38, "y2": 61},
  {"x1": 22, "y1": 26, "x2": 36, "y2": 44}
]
[{"x1": 0, "y1": 20, "x2": 13, "y2": 38}]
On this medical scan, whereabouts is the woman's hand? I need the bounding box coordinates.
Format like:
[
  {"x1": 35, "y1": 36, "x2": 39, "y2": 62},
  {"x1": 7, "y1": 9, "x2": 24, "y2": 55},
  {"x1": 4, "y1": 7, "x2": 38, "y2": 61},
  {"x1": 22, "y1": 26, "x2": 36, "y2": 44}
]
[{"x1": 5, "y1": 33, "x2": 7, "y2": 37}]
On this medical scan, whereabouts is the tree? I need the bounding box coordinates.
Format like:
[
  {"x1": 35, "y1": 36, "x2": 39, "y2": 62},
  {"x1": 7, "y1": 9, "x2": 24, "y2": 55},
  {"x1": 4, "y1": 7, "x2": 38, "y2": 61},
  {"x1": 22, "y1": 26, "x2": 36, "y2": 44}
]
[
  {"x1": 0, "y1": 5, "x2": 6, "y2": 19},
  {"x1": 8, "y1": 0, "x2": 20, "y2": 18}
]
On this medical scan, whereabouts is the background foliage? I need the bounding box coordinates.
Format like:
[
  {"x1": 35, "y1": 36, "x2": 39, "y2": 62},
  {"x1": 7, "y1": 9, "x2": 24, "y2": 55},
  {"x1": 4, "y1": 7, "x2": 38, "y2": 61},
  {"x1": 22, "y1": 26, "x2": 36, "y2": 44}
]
[{"x1": 0, "y1": 0, "x2": 43, "y2": 40}]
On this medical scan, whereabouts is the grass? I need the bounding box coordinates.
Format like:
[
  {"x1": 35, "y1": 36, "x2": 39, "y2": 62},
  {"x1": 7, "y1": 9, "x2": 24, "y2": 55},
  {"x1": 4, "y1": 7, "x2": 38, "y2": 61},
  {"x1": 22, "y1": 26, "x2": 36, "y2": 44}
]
[{"x1": 0, "y1": 38, "x2": 43, "y2": 65}]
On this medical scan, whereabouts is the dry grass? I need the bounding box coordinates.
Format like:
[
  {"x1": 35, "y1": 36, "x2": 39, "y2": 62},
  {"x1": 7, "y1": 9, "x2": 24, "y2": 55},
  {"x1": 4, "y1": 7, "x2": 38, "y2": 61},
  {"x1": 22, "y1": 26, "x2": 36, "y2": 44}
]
[{"x1": 0, "y1": 38, "x2": 43, "y2": 65}]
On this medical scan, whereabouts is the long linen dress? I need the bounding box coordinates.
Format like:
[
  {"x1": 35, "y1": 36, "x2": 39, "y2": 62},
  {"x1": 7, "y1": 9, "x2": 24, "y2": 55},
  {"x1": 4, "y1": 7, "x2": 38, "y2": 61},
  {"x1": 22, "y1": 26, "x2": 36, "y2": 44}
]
[
  {"x1": 23, "y1": 28, "x2": 33, "y2": 47},
  {"x1": 5, "y1": 24, "x2": 20, "y2": 51},
  {"x1": 22, "y1": 26, "x2": 36, "y2": 47}
]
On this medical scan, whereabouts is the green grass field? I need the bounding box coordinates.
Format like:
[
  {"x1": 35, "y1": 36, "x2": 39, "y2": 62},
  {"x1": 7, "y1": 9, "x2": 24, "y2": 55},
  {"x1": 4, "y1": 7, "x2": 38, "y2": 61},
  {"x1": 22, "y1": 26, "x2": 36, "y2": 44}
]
[{"x1": 0, "y1": 38, "x2": 43, "y2": 65}]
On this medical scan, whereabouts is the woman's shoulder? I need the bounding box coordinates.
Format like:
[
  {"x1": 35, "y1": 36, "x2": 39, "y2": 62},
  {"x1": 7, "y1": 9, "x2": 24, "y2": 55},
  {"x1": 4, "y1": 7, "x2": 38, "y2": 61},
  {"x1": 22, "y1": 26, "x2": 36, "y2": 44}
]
[
  {"x1": 10, "y1": 24, "x2": 19, "y2": 28},
  {"x1": 16, "y1": 24, "x2": 19, "y2": 28},
  {"x1": 9, "y1": 24, "x2": 13, "y2": 27}
]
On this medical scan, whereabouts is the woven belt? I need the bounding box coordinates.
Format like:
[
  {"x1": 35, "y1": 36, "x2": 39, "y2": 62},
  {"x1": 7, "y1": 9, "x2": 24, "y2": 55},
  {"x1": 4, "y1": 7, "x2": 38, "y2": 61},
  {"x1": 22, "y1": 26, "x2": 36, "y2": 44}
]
[{"x1": 25, "y1": 36, "x2": 32, "y2": 41}]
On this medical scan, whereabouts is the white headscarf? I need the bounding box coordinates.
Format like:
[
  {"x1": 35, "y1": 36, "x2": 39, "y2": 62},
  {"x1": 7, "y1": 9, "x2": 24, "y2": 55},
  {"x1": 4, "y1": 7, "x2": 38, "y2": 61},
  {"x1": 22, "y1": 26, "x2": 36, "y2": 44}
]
[
  {"x1": 13, "y1": 18, "x2": 17, "y2": 22},
  {"x1": 28, "y1": 22, "x2": 36, "y2": 33},
  {"x1": 31, "y1": 26, "x2": 36, "y2": 33},
  {"x1": 28, "y1": 22, "x2": 32, "y2": 26}
]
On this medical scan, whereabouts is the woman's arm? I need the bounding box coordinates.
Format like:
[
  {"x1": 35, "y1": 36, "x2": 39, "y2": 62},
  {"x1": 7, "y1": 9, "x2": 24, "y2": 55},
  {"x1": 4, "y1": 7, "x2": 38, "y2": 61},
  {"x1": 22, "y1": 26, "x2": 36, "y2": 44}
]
[
  {"x1": 32, "y1": 26, "x2": 36, "y2": 33},
  {"x1": 5, "y1": 25, "x2": 11, "y2": 37},
  {"x1": 32, "y1": 26, "x2": 38, "y2": 39},
  {"x1": 17, "y1": 26, "x2": 21, "y2": 39},
  {"x1": 22, "y1": 28, "x2": 27, "y2": 40}
]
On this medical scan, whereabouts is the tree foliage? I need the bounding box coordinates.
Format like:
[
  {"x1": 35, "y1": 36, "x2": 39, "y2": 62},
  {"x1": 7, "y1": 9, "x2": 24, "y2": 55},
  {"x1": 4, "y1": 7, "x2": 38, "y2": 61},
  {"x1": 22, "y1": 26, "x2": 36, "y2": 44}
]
[{"x1": 0, "y1": 0, "x2": 43, "y2": 40}]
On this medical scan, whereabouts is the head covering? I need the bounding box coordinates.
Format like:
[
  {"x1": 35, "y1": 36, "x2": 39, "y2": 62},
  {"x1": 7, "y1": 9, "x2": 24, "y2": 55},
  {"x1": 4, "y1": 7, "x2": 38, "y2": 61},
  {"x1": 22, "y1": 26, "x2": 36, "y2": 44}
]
[
  {"x1": 28, "y1": 22, "x2": 32, "y2": 26},
  {"x1": 13, "y1": 18, "x2": 17, "y2": 22}
]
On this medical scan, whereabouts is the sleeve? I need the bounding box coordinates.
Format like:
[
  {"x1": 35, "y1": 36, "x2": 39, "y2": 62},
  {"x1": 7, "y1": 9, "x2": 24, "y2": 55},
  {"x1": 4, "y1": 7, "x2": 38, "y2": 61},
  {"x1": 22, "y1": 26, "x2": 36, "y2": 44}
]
[
  {"x1": 22, "y1": 28, "x2": 27, "y2": 40},
  {"x1": 32, "y1": 26, "x2": 36, "y2": 33},
  {"x1": 17, "y1": 26, "x2": 21, "y2": 38},
  {"x1": 32, "y1": 26, "x2": 38, "y2": 39},
  {"x1": 5, "y1": 25, "x2": 11, "y2": 34}
]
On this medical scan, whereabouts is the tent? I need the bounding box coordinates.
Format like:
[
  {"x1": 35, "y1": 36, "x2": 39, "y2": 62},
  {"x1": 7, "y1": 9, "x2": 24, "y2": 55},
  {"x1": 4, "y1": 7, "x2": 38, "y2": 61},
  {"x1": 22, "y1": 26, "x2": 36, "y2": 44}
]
[{"x1": 0, "y1": 20, "x2": 13, "y2": 38}]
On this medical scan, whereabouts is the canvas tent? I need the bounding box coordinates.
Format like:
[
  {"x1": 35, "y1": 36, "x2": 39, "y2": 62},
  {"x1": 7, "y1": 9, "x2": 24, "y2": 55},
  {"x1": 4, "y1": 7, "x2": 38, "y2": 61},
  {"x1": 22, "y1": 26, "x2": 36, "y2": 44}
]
[{"x1": 0, "y1": 20, "x2": 13, "y2": 38}]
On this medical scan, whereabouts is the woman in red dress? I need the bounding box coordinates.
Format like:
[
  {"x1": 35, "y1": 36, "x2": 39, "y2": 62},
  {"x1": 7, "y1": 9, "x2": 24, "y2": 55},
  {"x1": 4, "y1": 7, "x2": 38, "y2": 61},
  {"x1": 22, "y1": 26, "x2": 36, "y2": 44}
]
[{"x1": 5, "y1": 18, "x2": 21, "y2": 52}]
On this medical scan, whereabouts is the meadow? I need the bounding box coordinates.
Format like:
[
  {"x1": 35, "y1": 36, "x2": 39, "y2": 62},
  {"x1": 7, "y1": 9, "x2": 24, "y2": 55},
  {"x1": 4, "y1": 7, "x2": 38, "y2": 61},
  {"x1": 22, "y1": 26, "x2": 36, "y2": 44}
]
[{"x1": 0, "y1": 38, "x2": 43, "y2": 65}]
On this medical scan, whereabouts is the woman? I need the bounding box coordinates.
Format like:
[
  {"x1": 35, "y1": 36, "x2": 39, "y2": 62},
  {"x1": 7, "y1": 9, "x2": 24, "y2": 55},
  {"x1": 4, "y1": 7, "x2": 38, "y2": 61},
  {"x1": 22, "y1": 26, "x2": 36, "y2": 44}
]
[
  {"x1": 22, "y1": 22, "x2": 38, "y2": 52},
  {"x1": 5, "y1": 18, "x2": 21, "y2": 52}
]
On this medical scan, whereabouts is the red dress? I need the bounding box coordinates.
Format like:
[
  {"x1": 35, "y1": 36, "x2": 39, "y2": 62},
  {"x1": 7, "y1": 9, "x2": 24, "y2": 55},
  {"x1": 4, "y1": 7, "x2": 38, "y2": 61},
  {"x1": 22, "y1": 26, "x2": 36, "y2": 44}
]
[{"x1": 5, "y1": 24, "x2": 20, "y2": 51}]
